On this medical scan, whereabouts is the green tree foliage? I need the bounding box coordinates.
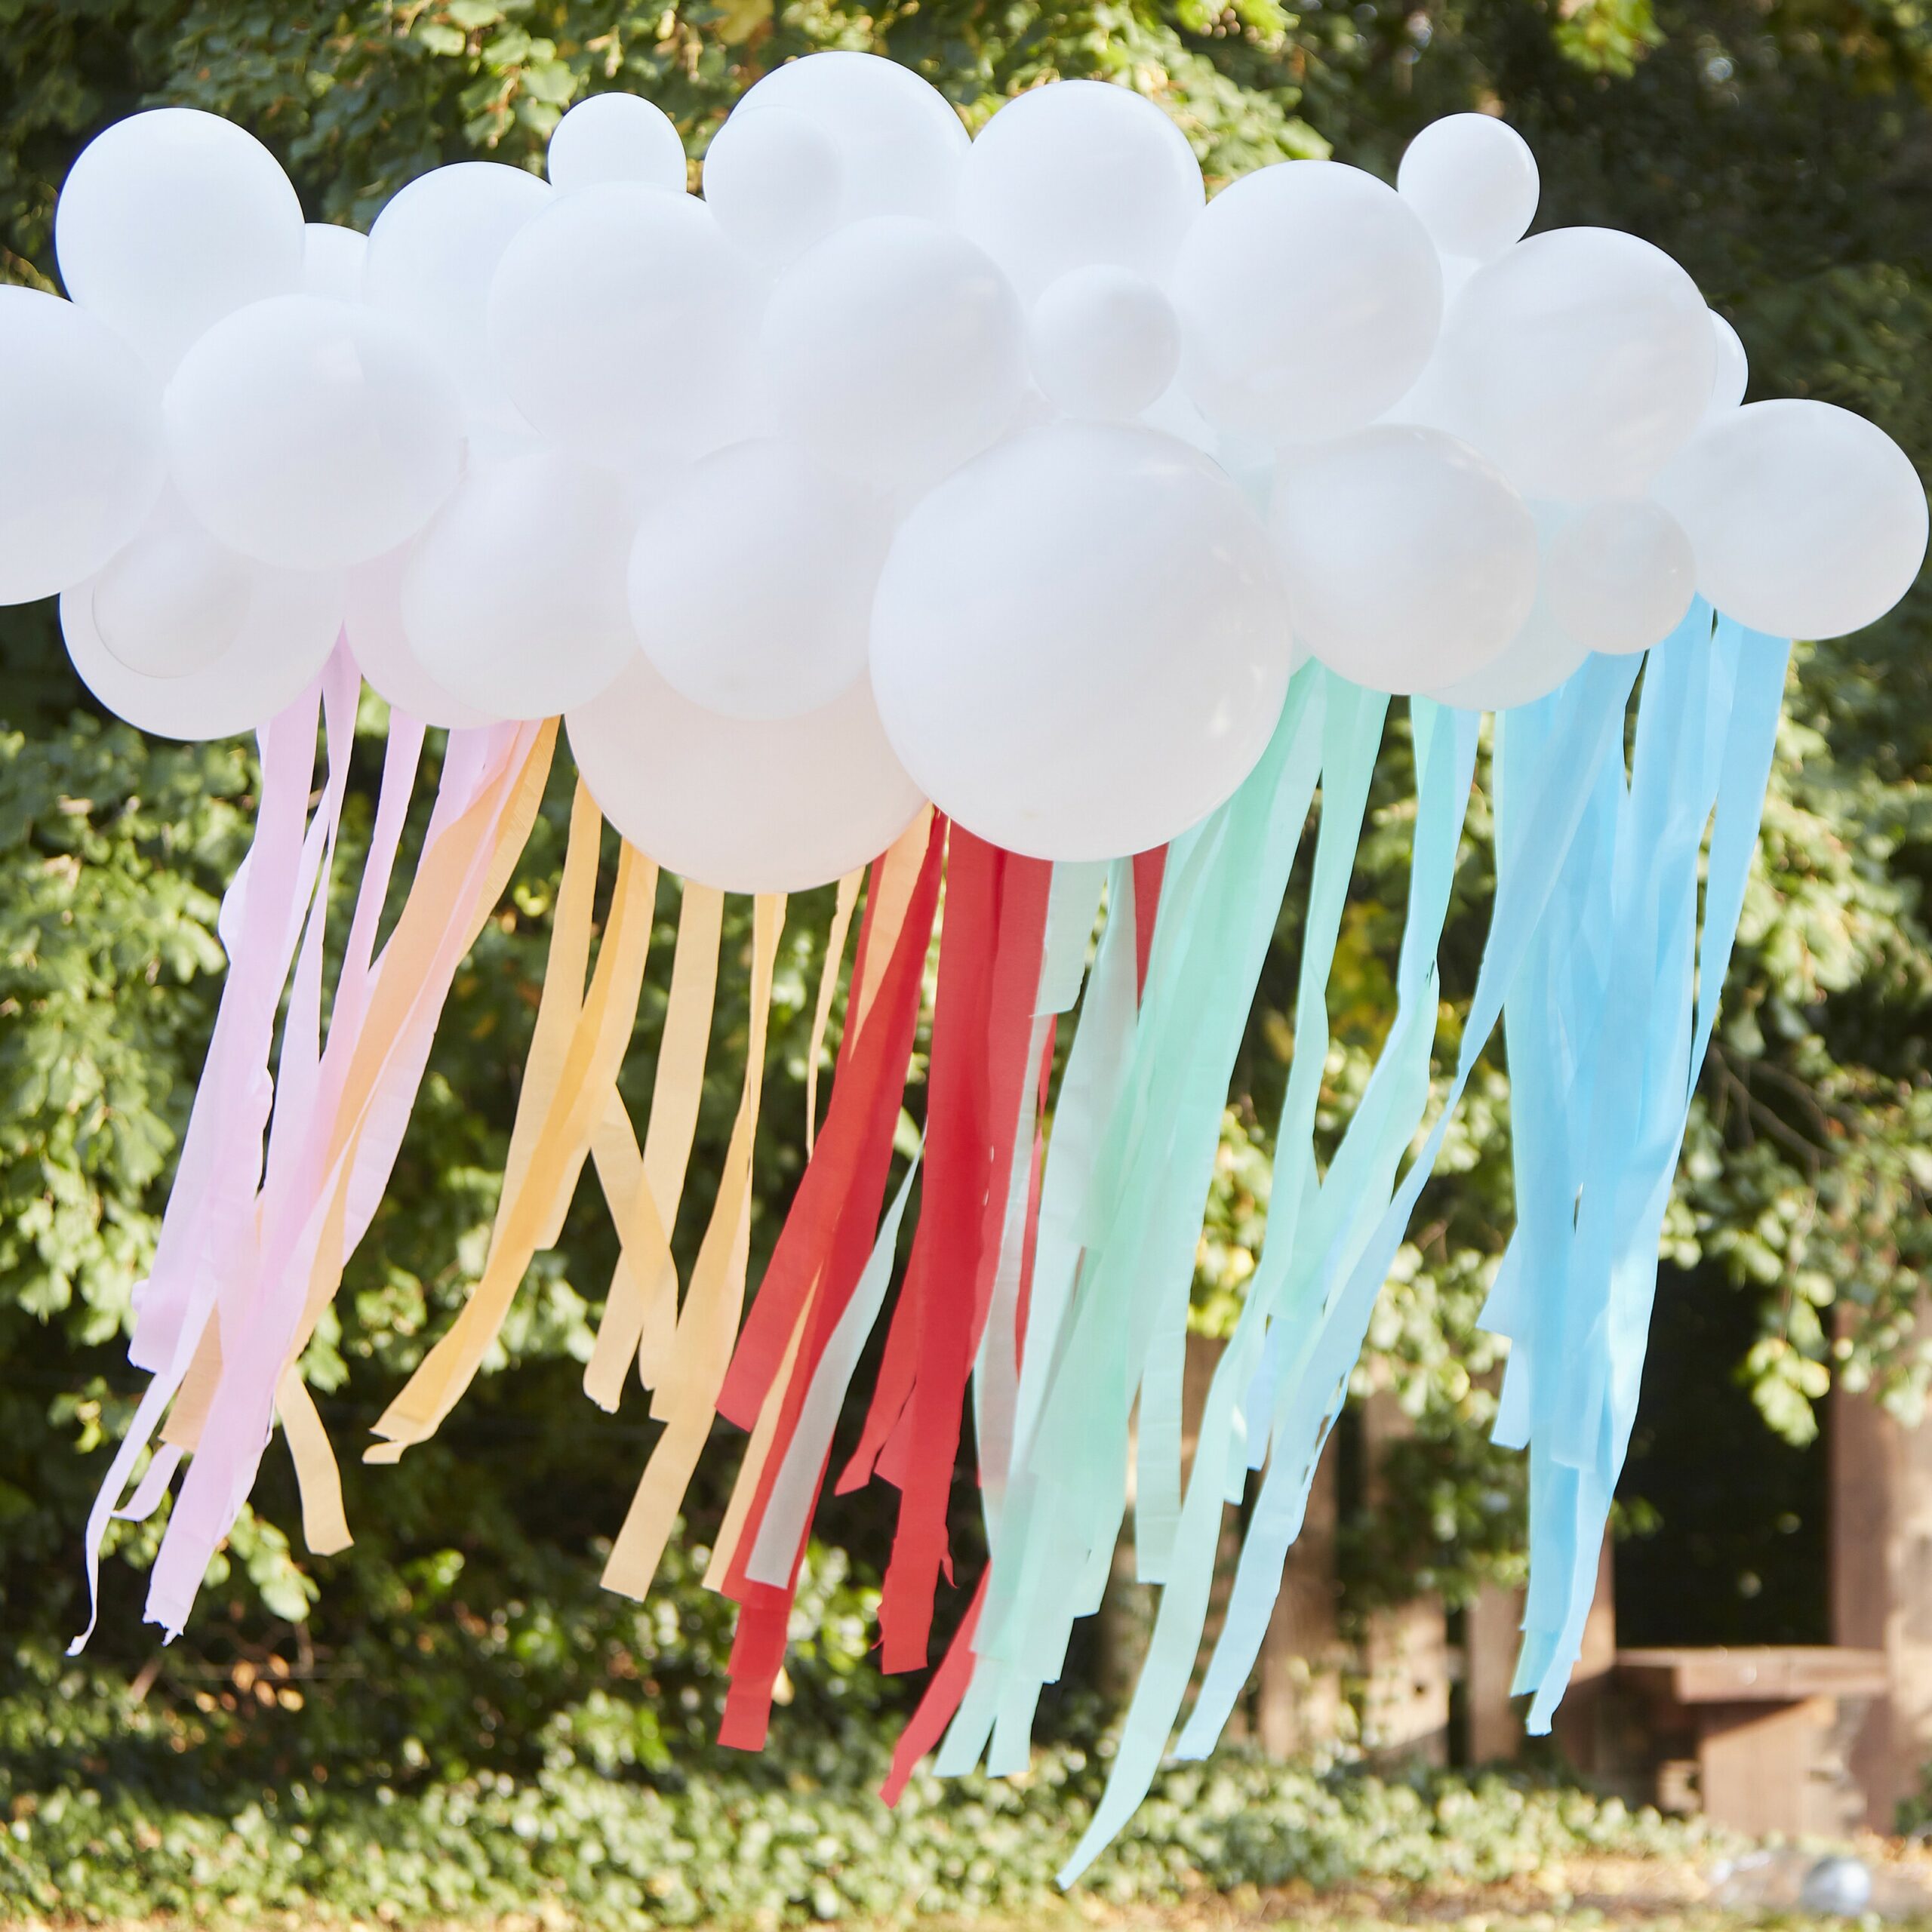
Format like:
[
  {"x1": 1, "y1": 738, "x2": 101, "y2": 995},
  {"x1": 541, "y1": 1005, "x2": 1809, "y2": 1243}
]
[{"x1": 2, "y1": 0, "x2": 1930, "y2": 1777}]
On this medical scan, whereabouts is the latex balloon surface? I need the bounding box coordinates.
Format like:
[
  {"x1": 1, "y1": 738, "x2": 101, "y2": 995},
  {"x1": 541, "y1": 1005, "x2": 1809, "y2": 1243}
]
[
  {"x1": 91, "y1": 506, "x2": 252, "y2": 680},
  {"x1": 1029, "y1": 266, "x2": 1180, "y2": 421},
  {"x1": 301, "y1": 223, "x2": 368, "y2": 303},
  {"x1": 1174, "y1": 159, "x2": 1443, "y2": 445},
  {"x1": 344, "y1": 546, "x2": 495, "y2": 729},
  {"x1": 568, "y1": 651, "x2": 925, "y2": 893},
  {"x1": 701, "y1": 106, "x2": 844, "y2": 262},
  {"x1": 1428, "y1": 592, "x2": 1590, "y2": 711},
  {"x1": 165, "y1": 294, "x2": 466, "y2": 572},
  {"x1": 0, "y1": 286, "x2": 167, "y2": 604},
  {"x1": 1271, "y1": 425, "x2": 1538, "y2": 694},
  {"x1": 1546, "y1": 500, "x2": 1697, "y2": 656},
  {"x1": 871, "y1": 420, "x2": 1294, "y2": 859},
  {"x1": 546, "y1": 92, "x2": 688, "y2": 193},
  {"x1": 630, "y1": 438, "x2": 893, "y2": 721},
  {"x1": 1396, "y1": 114, "x2": 1538, "y2": 264}
]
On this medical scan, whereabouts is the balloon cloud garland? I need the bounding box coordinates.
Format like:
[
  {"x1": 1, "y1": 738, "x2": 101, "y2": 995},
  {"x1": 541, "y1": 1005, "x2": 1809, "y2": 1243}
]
[{"x1": 7, "y1": 55, "x2": 1924, "y2": 1875}]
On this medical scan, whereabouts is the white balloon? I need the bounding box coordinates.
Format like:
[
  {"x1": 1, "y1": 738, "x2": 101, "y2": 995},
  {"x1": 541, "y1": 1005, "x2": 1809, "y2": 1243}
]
[
  {"x1": 1271, "y1": 425, "x2": 1537, "y2": 694},
  {"x1": 62, "y1": 546, "x2": 343, "y2": 740},
  {"x1": 1029, "y1": 265, "x2": 1180, "y2": 421},
  {"x1": 488, "y1": 185, "x2": 758, "y2": 468},
  {"x1": 762, "y1": 217, "x2": 1026, "y2": 490},
  {"x1": 546, "y1": 92, "x2": 687, "y2": 193},
  {"x1": 344, "y1": 546, "x2": 494, "y2": 728},
  {"x1": 1432, "y1": 227, "x2": 1715, "y2": 500},
  {"x1": 568, "y1": 652, "x2": 924, "y2": 894},
  {"x1": 1546, "y1": 500, "x2": 1696, "y2": 655},
  {"x1": 870, "y1": 421, "x2": 1293, "y2": 860},
  {"x1": 1173, "y1": 159, "x2": 1442, "y2": 444},
  {"x1": 92, "y1": 506, "x2": 251, "y2": 679},
  {"x1": 165, "y1": 294, "x2": 466, "y2": 571},
  {"x1": 0, "y1": 286, "x2": 165, "y2": 605},
  {"x1": 301, "y1": 222, "x2": 368, "y2": 302},
  {"x1": 961, "y1": 80, "x2": 1203, "y2": 302},
  {"x1": 1652, "y1": 398, "x2": 1928, "y2": 639},
  {"x1": 1429, "y1": 592, "x2": 1589, "y2": 711},
  {"x1": 55, "y1": 108, "x2": 303, "y2": 373},
  {"x1": 1396, "y1": 114, "x2": 1538, "y2": 263},
  {"x1": 630, "y1": 439, "x2": 891, "y2": 721},
  {"x1": 701, "y1": 106, "x2": 843, "y2": 263},
  {"x1": 1705, "y1": 311, "x2": 1749, "y2": 422},
  {"x1": 402, "y1": 449, "x2": 641, "y2": 720},
  {"x1": 365, "y1": 162, "x2": 552, "y2": 406},
  {"x1": 732, "y1": 51, "x2": 967, "y2": 226}
]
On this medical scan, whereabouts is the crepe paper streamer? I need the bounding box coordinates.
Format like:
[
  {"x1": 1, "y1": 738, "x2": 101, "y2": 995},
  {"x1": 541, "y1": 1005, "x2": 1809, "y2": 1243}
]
[
  {"x1": 583, "y1": 882, "x2": 724, "y2": 1409},
  {"x1": 601, "y1": 892, "x2": 787, "y2": 1601},
  {"x1": 366, "y1": 792, "x2": 657, "y2": 1463},
  {"x1": 710, "y1": 825, "x2": 947, "y2": 1750},
  {"x1": 137, "y1": 717, "x2": 556, "y2": 1636},
  {"x1": 838, "y1": 829, "x2": 1054, "y2": 1674},
  {"x1": 806, "y1": 868, "x2": 865, "y2": 1154}
]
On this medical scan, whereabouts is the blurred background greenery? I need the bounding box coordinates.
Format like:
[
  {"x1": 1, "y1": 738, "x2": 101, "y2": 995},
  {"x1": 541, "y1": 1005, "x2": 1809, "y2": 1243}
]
[{"x1": 3, "y1": 0, "x2": 1932, "y2": 1918}]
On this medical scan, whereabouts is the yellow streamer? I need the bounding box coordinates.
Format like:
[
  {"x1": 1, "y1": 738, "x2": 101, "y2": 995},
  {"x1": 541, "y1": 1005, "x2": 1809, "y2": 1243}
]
[
  {"x1": 853, "y1": 806, "x2": 934, "y2": 1036},
  {"x1": 602, "y1": 893, "x2": 786, "y2": 1602},
  {"x1": 583, "y1": 884, "x2": 724, "y2": 1407},
  {"x1": 277, "y1": 1368, "x2": 351, "y2": 1555},
  {"x1": 366, "y1": 811, "x2": 657, "y2": 1462},
  {"x1": 805, "y1": 870, "x2": 863, "y2": 1155}
]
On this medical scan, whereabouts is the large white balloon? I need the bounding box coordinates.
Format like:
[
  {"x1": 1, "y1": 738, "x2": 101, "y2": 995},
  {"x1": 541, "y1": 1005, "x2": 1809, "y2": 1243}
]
[
  {"x1": 91, "y1": 504, "x2": 251, "y2": 679},
  {"x1": 1652, "y1": 399, "x2": 1928, "y2": 639},
  {"x1": 1029, "y1": 265, "x2": 1180, "y2": 421},
  {"x1": 1173, "y1": 159, "x2": 1442, "y2": 445},
  {"x1": 567, "y1": 653, "x2": 924, "y2": 894},
  {"x1": 1705, "y1": 311, "x2": 1749, "y2": 422},
  {"x1": 1271, "y1": 425, "x2": 1538, "y2": 694},
  {"x1": 870, "y1": 421, "x2": 1293, "y2": 860},
  {"x1": 701, "y1": 106, "x2": 844, "y2": 263},
  {"x1": 1432, "y1": 226, "x2": 1715, "y2": 500},
  {"x1": 62, "y1": 543, "x2": 343, "y2": 740},
  {"x1": 488, "y1": 185, "x2": 758, "y2": 468},
  {"x1": 1545, "y1": 500, "x2": 1696, "y2": 656},
  {"x1": 629, "y1": 439, "x2": 891, "y2": 721},
  {"x1": 762, "y1": 217, "x2": 1026, "y2": 491},
  {"x1": 0, "y1": 286, "x2": 166, "y2": 605},
  {"x1": 1429, "y1": 592, "x2": 1590, "y2": 712},
  {"x1": 55, "y1": 108, "x2": 303, "y2": 374},
  {"x1": 165, "y1": 294, "x2": 466, "y2": 572},
  {"x1": 1396, "y1": 114, "x2": 1538, "y2": 263},
  {"x1": 344, "y1": 546, "x2": 494, "y2": 728},
  {"x1": 546, "y1": 93, "x2": 687, "y2": 193},
  {"x1": 301, "y1": 223, "x2": 367, "y2": 302},
  {"x1": 731, "y1": 51, "x2": 968, "y2": 226},
  {"x1": 961, "y1": 79, "x2": 1203, "y2": 303},
  {"x1": 365, "y1": 162, "x2": 552, "y2": 408},
  {"x1": 402, "y1": 449, "x2": 641, "y2": 720}
]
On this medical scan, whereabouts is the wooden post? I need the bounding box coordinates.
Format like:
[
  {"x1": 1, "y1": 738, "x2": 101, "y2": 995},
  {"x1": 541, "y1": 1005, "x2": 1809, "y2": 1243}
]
[
  {"x1": 1254, "y1": 1429, "x2": 1345, "y2": 1758},
  {"x1": 1361, "y1": 1388, "x2": 1451, "y2": 1764},
  {"x1": 1466, "y1": 1583, "x2": 1525, "y2": 1764},
  {"x1": 1551, "y1": 1535, "x2": 1617, "y2": 1774}
]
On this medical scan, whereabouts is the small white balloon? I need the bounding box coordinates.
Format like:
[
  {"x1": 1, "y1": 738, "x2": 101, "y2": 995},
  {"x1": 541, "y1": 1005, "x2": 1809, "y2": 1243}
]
[
  {"x1": 1429, "y1": 592, "x2": 1590, "y2": 711},
  {"x1": 1432, "y1": 226, "x2": 1715, "y2": 500},
  {"x1": 1546, "y1": 500, "x2": 1696, "y2": 655},
  {"x1": 630, "y1": 439, "x2": 892, "y2": 721},
  {"x1": 1271, "y1": 425, "x2": 1538, "y2": 694},
  {"x1": 0, "y1": 286, "x2": 165, "y2": 605},
  {"x1": 344, "y1": 546, "x2": 495, "y2": 728},
  {"x1": 1029, "y1": 265, "x2": 1180, "y2": 421},
  {"x1": 1653, "y1": 398, "x2": 1928, "y2": 639},
  {"x1": 402, "y1": 449, "x2": 641, "y2": 720},
  {"x1": 92, "y1": 508, "x2": 251, "y2": 679},
  {"x1": 62, "y1": 546, "x2": 343, "y2": 740},
  {"x1": 1174, "y1": 159, "x2": 1442, "y2": 444},
  {"x1": 870, "y1": 420, "x2": 1294, "y2": 860},
  {"x1": 488, "y1": 184, "x2": 758, "y2": 469},
  {"x1": 961, "y1": 79, "x2": 1204, "y2": 303},
  {"x1": 165, "y1": 294, "x2": 466, "y2": 571},
  {"x1": 301, "y1": 222, "x2": 368, "y2": 302},
  {"x1": 763, "y1": 216, "x2": 1026, "y2": 490},
  {"x1": 702, "y1": 106, "x2": 844, "y2": 263},
  {"x1": 1705, "y1": 311, "x2": 1749, "y2": 422},
  {"x1": 1396, "y1": 114, "x2": 1538, "y2": 263},
  {"x1": 546, "y1": 92, "x2": 687, "y2": 193},
  {"x1": 568, "y1": 652, "x2": 924, "y2": 894},
  {"x1": 55, "y1": 107, "x2": 303, "y2": 373},
  {"x1": 365, "y1": 162, "x2": 552, "y2": 407},
  {"x1": 732, "y1": 51, "x2": 968, "y2": 226}
]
